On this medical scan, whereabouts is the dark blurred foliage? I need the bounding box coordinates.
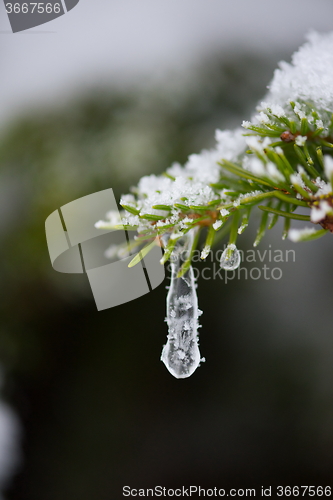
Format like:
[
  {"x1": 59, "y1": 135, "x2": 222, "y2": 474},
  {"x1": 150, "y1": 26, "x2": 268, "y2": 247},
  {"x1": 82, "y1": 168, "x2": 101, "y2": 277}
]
[{"x1": 1, "y1": 50, "x2": 333, "y2": 500}]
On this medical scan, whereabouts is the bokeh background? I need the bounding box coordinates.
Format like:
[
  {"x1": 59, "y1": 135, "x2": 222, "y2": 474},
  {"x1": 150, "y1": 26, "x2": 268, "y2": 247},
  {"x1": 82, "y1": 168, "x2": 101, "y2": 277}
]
[{"x1": 1, "y1": 1, "x2": 333, "y2": 498}]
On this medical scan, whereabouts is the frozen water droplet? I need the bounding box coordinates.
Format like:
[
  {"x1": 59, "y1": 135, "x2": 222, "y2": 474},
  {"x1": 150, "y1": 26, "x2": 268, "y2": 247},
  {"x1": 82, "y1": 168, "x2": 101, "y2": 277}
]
[
  {"x1": 161, "y1": 230, "x2": 202, "y2": 379},
  {"x1": 220, "y1": 244, "x2": 241, "y2": 270}
]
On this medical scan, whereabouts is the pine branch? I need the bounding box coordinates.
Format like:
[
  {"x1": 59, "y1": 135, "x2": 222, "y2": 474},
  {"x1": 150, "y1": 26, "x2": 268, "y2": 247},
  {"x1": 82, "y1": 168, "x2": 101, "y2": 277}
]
[{"x1": 98, "y1": 33, "x2": 333, "y2": 272}]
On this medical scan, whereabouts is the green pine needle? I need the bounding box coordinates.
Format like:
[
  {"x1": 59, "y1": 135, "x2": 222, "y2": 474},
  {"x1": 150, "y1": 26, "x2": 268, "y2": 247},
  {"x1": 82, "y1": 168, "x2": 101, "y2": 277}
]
[
  {"x1": 258, "y1": 206, "x2": 311, "y2": 221},
  {"x1": 128, "y1": 239, "x2": 157, "y2": 268}
]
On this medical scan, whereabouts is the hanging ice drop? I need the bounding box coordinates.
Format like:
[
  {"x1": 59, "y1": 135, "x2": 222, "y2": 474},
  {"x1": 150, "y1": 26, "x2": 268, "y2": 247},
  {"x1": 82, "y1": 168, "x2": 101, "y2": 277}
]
[
  {"x1": 220, "y1": 244, "x2": 241, "y2": 270},
  {"x1": 161, "y1": 231, "x2": 202, "y2": 379}
]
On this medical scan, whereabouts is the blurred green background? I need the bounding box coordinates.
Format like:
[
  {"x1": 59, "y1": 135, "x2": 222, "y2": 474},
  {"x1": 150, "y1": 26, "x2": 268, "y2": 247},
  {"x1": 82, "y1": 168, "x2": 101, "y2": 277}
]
[{"x1": 1, "y1": 51, "x2": 333, "y2": 499}]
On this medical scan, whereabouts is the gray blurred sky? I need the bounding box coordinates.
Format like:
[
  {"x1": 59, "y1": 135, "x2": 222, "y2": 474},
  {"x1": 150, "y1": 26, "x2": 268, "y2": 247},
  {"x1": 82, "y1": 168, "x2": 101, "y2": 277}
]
[{"x1": 1, "y1": 0, "x2": 333, "y2": 124}]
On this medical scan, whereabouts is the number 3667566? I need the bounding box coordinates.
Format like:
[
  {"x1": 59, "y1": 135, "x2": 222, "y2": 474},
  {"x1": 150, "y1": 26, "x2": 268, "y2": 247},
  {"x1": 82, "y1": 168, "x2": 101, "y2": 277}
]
[{"x1": 5, "y1": 3, "x2": 61, "y2": 14}]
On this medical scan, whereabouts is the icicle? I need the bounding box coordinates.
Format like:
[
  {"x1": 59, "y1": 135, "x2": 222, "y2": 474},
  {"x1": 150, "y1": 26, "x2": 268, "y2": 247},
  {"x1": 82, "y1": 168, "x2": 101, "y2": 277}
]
[
  {"x1": 220, "y1": 243, "x2": 241, "y2": 270},
  {"x1": 161, "y1": 230, "x2": 203, "y2": 379}
]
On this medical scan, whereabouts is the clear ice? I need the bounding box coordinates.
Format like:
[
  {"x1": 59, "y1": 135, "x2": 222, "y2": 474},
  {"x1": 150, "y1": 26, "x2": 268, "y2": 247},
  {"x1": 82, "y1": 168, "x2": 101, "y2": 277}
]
[
  {"x1": 161, "y1": 231, "x2": 202, "y2": 379},
  {"x1": 220, "y1": 244, "x2": 241, "y2": 270}
]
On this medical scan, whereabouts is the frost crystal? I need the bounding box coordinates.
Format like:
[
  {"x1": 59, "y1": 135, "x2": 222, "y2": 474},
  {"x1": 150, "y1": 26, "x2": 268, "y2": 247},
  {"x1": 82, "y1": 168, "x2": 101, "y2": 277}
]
[
  {"x1": 314, "y1": 178, "x2": 332, "y2": 197},
  {"x1": 132, "y1": 127, "x2": 247, "y2": 214},
  {"x1": 295, "y1": 135, "x2": 307, "y2": 147},
  {"x1": 213, "y1": 220, "x2": 222, "y2": 230},
  {"x1": 242, "y1": 121, "x2": 251, "y2": 129},
  {"x1": 255, "y1": 112, "x2": 271, "y2": 124},
  {"x1": 269, "y1": 103, "x2": 286, "y2": 117},
  {"x1": 245, "y1": 136, "x2": 271, "y2": 154},
  {"x1": 289, "y1": 227, "x2": 317, "y2": 242},
  {"x1": 293, "y1": 102, "x2": 306, "y2": 120},
  {"x1": 324, "y1": 155, "x2": 333, "y2": 180},
  {"x1": 95, "y1": 210, "x2": 123, "y2": 229},
  {"x1": 201, "y1": 245, "x2": 210, "y2": 260},
  {"x1": 245, "y1": 157, "x2": 266, "y2": 177},
  {"x1": 266, "y1": 31, "x2": 333, "y2": 119},
  {"x1": 238, "y1": 224, "x2": 247, "y2": 235},
  {"x1": 220, "y1": 208, "x2": 230, "y2": 217},
  {"x1": 311, "y1": 200, "x2": 332, "y2": 223},
  {"x1": 290, "y1": 173, "x2": 306, "y2": 188},
  {"x1": 267, "y1": 162, "x2": 284, "y2": 182}
]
